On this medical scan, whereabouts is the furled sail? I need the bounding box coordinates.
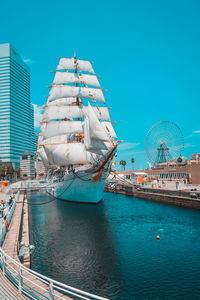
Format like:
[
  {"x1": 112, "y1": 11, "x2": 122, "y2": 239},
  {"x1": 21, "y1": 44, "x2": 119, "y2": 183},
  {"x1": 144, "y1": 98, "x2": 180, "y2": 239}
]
[
  {"x1": 42, "y1": 105, "x2": 111, "y2": 121},
  {"x1": 43, "y1": 143, "x2": 93, "y2": 166},
  {"x1": 57, "y1": 58, "x2": 95, "y2": 74},
  {"x1": 48, "y1": 86, "x2": 105, "y2": 104},
  {"x1": 41, "y1": 121, "x2": 84, "y2": 139},
  {"x1": 53, "y1": 72, "x2": 100, "y2": 88}
]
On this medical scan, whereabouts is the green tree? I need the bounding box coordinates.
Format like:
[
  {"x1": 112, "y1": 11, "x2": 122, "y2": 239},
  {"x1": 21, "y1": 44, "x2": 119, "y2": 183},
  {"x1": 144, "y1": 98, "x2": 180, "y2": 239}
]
[{"x1": 0, "y1": 163, "x2": 14, "y2": 179}]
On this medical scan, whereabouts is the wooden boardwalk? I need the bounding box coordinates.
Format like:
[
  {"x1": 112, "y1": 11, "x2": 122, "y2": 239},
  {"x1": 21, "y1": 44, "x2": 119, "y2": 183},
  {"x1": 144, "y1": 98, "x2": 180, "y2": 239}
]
[{"x1": 2, "y1": 193, "x2": 24, "y2": 260}]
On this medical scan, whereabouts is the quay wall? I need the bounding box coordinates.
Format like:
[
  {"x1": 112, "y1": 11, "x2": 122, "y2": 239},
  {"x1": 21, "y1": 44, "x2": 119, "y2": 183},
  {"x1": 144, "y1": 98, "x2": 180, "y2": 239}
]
[{"x1": 105, "y1": 186, "x2": 200, "y2": 210}]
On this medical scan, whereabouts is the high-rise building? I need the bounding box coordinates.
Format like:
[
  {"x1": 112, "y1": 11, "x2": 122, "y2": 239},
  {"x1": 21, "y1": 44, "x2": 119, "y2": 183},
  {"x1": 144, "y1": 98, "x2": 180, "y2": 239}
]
[{"x1": 0, "y1": 43, "x2": 34, "y2": 169}]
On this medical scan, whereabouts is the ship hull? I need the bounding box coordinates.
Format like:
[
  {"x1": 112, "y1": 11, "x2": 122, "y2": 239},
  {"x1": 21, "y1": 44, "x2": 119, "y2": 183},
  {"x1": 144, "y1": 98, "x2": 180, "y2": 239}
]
[{"x1": 47, "y1": 170, "x2": 108, "y2": 204}]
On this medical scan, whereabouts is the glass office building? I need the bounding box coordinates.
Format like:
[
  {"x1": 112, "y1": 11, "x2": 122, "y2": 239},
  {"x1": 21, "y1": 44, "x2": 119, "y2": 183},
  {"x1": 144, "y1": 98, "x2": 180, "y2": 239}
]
[{"x1": 0, "y1": 43, "x2": 35, "y2": 169}]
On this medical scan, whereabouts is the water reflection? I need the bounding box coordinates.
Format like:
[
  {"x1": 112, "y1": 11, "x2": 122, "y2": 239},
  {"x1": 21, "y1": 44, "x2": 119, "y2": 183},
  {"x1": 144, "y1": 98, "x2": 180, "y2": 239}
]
[
  {"x1": 28, "y1": 192, "x2": 121, "y2": 298},
  {"x1": 29, "y1": 191, "x2": 200, "y2": 300}
]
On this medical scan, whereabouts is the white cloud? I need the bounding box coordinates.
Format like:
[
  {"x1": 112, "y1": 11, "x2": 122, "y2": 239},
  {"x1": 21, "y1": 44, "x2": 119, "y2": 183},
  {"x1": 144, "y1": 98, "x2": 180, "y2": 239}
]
[
  {"x1": 184, "y1": 143, "x2": 193, "y2": 148},
  {"x1": 118, "y1": 142, "x2": 140, "y2": 151},
  {"x1": 23, "y1": 58, "x2": 35, "y2": 64},
  {"x1": 33, "y1": 104, "x2": 43, "y2": 128},
  {"x1": 193, "y1": 130, "x2": 200, "y2": 133}
]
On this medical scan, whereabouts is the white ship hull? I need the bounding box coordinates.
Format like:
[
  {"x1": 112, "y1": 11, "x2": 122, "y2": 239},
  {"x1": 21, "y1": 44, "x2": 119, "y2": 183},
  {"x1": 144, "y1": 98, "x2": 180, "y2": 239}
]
[{"x1": 47, "y1": 168, "x2": 109, "y2": 204}]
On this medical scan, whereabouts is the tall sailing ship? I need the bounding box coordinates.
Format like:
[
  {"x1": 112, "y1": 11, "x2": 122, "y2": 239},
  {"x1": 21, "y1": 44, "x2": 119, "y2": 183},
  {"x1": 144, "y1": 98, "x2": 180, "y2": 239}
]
[{"x1": 37, "y1": 55, "x2": 117, "y2": 204}]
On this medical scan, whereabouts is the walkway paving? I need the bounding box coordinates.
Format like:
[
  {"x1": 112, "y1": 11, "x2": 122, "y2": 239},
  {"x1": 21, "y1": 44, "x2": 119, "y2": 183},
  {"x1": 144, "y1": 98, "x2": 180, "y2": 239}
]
[{"x1": 2, "y1": 193, "x2": 24, "y2": 260}]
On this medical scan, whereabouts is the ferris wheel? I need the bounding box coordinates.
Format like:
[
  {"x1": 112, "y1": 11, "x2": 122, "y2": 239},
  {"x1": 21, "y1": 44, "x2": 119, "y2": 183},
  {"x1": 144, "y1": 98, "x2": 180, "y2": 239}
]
[{"x1": 145, "y1": 121, "x2": 184, "y2": 166}]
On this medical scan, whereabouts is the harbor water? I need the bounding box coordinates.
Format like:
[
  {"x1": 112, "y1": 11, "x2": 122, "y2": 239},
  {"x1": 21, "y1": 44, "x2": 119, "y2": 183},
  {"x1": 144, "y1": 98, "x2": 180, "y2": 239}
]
[{"x1": 28, "y1": 192, "x2": 200, "y2": 299}]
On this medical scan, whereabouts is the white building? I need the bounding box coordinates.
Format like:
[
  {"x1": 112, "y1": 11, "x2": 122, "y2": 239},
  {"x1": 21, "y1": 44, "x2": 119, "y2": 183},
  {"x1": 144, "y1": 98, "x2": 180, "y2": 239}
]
[{"x1": 20, "y1": 151, "x2": 35, "y2": 179}]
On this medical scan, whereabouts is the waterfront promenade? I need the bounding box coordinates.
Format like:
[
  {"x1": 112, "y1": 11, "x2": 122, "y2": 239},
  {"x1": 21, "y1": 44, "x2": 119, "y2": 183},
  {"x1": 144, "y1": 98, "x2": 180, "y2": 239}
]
[{"x1": 0, "y1": 190, "x2": 28, "y2": 299}]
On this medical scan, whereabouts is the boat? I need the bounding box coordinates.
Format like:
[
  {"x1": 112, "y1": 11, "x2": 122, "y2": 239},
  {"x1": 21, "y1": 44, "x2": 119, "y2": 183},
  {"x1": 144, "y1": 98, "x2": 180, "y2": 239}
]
[{"x1": 37, "y1": 55, "x2": 117, "y2": 204}]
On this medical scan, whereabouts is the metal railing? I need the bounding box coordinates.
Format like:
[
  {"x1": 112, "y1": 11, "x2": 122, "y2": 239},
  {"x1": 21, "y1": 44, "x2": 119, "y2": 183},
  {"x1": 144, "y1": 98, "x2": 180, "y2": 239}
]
[
  {"x1": 9, "y1": 180, "x2": 55, "y2": 191},
  {"x1": 0, "y1": 247, "x2": 108, "y2": 300},
  {"x1": 0, "y1": 191, "x2": 20, "y2": 246},
  {"x1": 0, "y1": 190, "x2": 109, "y2": 300}
]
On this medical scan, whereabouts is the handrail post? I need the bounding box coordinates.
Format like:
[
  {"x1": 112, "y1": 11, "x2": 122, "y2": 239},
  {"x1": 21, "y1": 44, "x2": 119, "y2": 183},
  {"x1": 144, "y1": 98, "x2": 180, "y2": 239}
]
[
  {"x1": 18, "y1": 266, "x2": 23, "y2": 293},
  {"x1": 2, "y1": 253, "x2": 6, "y2": 275},
  {"x1": 49, "y1": 281, "x2": 54, "y2": 300}
]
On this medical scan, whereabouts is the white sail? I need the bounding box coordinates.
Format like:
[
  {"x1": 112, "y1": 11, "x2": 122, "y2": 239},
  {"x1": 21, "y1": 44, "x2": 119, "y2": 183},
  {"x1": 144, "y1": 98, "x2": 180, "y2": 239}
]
[
  {"x1": 43, "y1": 105, "x2": 111, "y2": 121},
  {"x1": 87, "y1": 103, "x2": 109, "y2": 141},
  {"x1": 39, "y1": 134, "x2": 69, "y2": 146},
  {"x1": 48, "y1": 86, "x2": 105, "y2": 104},
  {"x1": 78, "y1": 60, "x2": 95, "y2": 74},
  {"x1": 43, "y1": 143, "x2": 93, "y2": 166},
  {"x1": 84, "y1": 116, "x2": 103, "y2": 154},
  {"x1": 37, "y1": 147, "x2": 49, "y2": 167},
  {"x1": 95, "y1": 107, "x2": 110, "y2": 121},
  {"x1": 43, "y1": 106, "x2": 83, "y2": 121},
  {"x1": 47, "y1": 98, "x2": 77, "y2": 106},
  {"x1": 41, "y1": 121, "x2": 83, "y2": 139},
  {"x1": 84, "y1": 103, "x2": 111, "y2": 155},
  {"x1": 57, "y1": 58, "x2": 95, "y2": 74},
  {"x1": 53, "y1": 72, "x2": 100, "y2": 88},
  {"x1": 102, "y1": 122, "x2": 117, "y2": 138},
  {"x1": 38, "y1": 135, "x2": 43, "y2": 144},
  {"x1": 84, "y1": 116, "x2": 111, "y2": 155}
]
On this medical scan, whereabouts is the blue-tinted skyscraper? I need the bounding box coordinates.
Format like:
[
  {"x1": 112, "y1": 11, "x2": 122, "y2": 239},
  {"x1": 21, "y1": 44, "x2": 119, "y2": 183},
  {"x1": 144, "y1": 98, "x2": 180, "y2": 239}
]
[{"x1": 0, "y1": 43, "x2": 34, "y2": 169}]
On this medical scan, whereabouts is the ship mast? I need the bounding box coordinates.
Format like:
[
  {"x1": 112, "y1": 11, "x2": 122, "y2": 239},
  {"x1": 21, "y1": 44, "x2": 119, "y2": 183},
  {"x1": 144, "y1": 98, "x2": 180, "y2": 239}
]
[
  {"x1": 74, "y1": 50, "x2": 80, "y2": 107},
  {"x1": 74, "y1": 50, "x2": 82, "y2": 144}
]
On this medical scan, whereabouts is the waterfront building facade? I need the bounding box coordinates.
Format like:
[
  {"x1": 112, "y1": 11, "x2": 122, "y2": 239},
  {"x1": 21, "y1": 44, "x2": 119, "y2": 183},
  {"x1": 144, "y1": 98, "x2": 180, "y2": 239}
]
[
  {"x1": 117, "y1": 159, "x2": 200, "y2": 185},
  {"x1": 0, "y1": 43, "x2": 34, "y2": 169},
  {"x1": 190, "y1": 152, "x2": 200, "y2": 162},
  {"x1": 20, "y1": 151, "x2": 35, "y2": 179}
]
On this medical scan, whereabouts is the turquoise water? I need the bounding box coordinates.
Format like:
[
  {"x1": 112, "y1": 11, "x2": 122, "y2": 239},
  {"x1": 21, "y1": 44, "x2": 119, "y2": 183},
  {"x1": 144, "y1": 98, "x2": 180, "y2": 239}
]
[{"x1": 28, "y1": 192, "x2": 200, "y2": 299}]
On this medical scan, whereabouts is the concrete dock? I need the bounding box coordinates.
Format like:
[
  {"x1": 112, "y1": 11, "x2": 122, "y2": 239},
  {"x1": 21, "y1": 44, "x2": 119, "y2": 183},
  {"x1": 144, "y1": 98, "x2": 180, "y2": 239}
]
[{"x1": 105, "y1": 183, "x2": 200, "y2": 210}]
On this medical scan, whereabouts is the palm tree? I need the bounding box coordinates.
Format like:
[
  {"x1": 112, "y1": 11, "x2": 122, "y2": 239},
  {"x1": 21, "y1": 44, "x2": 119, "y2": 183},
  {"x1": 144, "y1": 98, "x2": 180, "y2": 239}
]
[
  {"x1": 120, "y1": 160, "x2": 126, "y2": 171},
  {"x1": 131, "y1": 158, "x2": 135, "y2": 170},
  {"x1": 120, "y1": 160, "x2": 124, "y2": 171}
]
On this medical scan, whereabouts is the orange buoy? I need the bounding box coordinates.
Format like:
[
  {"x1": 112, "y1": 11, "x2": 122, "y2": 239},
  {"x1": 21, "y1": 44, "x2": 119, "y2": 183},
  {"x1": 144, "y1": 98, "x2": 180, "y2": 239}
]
[{"x1": 156, "y1": 235, "x2": 160, "y2": 240}]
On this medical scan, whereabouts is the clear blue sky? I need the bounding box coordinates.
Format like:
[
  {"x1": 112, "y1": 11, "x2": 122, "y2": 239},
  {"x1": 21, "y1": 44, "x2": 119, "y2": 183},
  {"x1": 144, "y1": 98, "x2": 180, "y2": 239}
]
[{"x1": 1, "y1": 0, "x2": 200, "y2": 170}]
